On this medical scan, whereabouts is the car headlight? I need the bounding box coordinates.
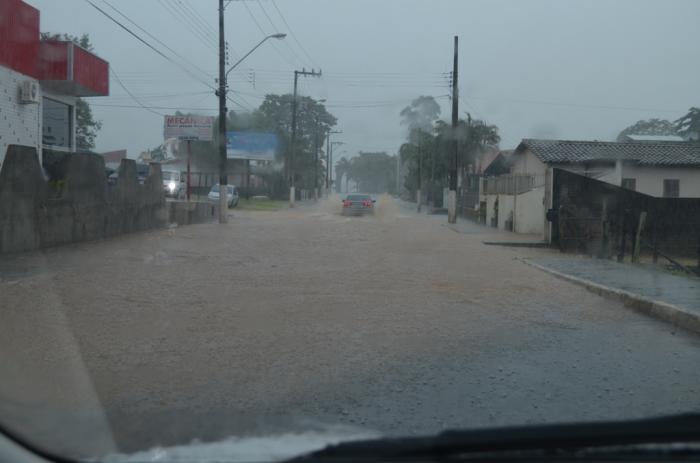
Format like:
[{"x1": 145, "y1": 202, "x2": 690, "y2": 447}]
[{"x1": 168, "y1": 182, "x2": 177, "y2": 192}]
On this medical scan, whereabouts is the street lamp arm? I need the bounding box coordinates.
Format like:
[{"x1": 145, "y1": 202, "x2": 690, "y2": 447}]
[{"x1": 225, "y1": 34, "x2": 286, "y2": 79}]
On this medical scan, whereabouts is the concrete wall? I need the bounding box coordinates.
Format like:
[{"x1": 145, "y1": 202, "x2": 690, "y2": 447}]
[
  {"x1": 168, "y1": 200, "x2": 218, "y2": 226},
  {"x1": 514, "y1": 186, "x2": 545, "y2": 234},
  {"x1": 0, "y1": 66, "x2": 41, "y2": 169},
  {"x1": 0, "y1": 145, "x2": 219, "y2": 254},
  {"x1": 620, "y1": 164, "x2": 700, "y2": 197}
]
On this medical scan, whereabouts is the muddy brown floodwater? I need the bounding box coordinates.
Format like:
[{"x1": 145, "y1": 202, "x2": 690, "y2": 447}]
[{"x1": 2, "y1": 196, "x2": 700, "y2": 459}]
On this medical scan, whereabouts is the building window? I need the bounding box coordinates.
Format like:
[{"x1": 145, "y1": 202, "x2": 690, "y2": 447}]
[
  {"x1": 42, "y1": 97, "x2": 72, "y2": 148},
  {"x1": 663, "y1": 179, "x2": 679, "y2": 198},
  {"x1": 621, "y1": 178, "x2": 636, "y2": 191}
]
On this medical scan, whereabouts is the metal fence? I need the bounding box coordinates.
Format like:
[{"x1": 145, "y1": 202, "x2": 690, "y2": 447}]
[{"x1": 551, "y1": 168, "x2": 700, "y2": 269}]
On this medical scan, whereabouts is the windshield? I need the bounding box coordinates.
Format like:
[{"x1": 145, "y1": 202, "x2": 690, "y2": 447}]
[{"x1": 2, "y1": 1, "x2": 700, "y2": 462}]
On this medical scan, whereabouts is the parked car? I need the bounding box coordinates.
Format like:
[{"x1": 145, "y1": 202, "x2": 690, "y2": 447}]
[
  {"x1": 342, "y1": 193, "x2": 375, "y2": 215},
  {"x1": 163, "y1": 170, "x2": 185, "y2": 198},
  {"x1": 208, "y1": 183, "x2": 239, "y2": 208}
]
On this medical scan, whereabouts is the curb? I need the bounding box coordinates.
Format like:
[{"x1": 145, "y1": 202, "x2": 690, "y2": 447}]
[{"x1": 521, "y1": 259, "x2": 700, "y2": 335}]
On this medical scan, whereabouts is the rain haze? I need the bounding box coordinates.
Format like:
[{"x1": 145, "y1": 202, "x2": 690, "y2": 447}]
[
  {"x1": 25, "y1": 0, "x2": 700, "y2": 158},
  {"x1": 5, "y1": 1, "x2": 700, "y2": 460}
]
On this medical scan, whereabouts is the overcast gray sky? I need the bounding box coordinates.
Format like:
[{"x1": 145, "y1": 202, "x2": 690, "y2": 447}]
[{"x1": 27, "y1": 0, "x2": 700, "y2": 160}]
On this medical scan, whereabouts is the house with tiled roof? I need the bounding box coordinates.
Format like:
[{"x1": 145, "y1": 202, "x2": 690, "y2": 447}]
[
  {"x1": 512, "y1": 139, "x2": 700, "y2": 197},
  {"x1": 478, "y1": 138, "x2": 700, "y2": 239}
]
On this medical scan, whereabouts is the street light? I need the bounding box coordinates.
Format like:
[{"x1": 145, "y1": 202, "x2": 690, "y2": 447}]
[
  {"x1": 217, "y1": 22, "x2": 286, "y2": 223},
  {"x1": 225, "y1": 33, "x2": 286, "y2": 79}
]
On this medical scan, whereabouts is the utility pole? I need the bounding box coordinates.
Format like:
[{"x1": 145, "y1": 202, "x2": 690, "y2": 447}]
[
  {"x1": 289, "y1": 68, "x2": 322, "y2": 208},
  {"x1": 217, "y1": 0, "x2": 228, "y2": 223},
  {"x1": 417, "y1": 138, "x2": 422, "y2": 213},
  {"x1": 326, "y1": 130, "x2": 342, "y2": 196},
  {"x1": 448, "y1": 35, "x2": 459, "y2": 224},
  {"x1": 314, "y1": 117, "x2": 320, "y2": 201},
  {"x1": 396, "y1": 153, "x2": 400, "y2": 197},
  {"x1": 330, "y1": 140, "x2": 344, "y2": 193}
]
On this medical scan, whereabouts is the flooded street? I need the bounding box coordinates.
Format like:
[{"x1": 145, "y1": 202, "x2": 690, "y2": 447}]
[{"x1": 2, "y1": 197, "x2": 700, "y2": 456}]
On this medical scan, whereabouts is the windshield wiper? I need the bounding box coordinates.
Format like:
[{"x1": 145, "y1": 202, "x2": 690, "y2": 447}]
[{"x1": 292, "y1": 414, "x2": 700, "y2": 460}]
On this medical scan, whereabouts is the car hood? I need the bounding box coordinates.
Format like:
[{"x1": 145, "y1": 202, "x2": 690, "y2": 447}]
[{"x1": 104, "y1": 425, "x2": 379, "y2": 463}]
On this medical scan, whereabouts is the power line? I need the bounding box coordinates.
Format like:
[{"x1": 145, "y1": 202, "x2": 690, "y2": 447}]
[
  {"x1": 92, "y1": 103, "x2": 217, "y2": 111},
  {"x1": 109, "y1": 68, "x2": 165, "y2": 116},
  {"x1": 464, "y1": 94, "x2": 684, "y2": 113},
  {"x1": 177, "y1": 0, "x2": 219, "y2": 44},
  {"x1": 270, "y1": 0, "x2": 318, "y2": 68},
  {"x1": 240, "y1": 0, "x2": 298, "y2": 67},
  {"x1": 99, "y1": 0, "x2": 214, "y2": 83},
  {"x1": 84, "y1": 0, "x2": 216, "y2": 92},
  {"x1": 166, "y1": 0, "x2": 218, "y2": 49},
  {"x1": 254, "y1": 0, "x2": 308, "y2": 68},
  {"x1": 157, "y1": 0, "x2": 218, "y2": 52}
]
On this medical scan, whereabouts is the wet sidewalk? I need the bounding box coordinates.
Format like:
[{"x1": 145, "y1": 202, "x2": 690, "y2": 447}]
[
  {"x1": 448, "y1": 217, "x2": 544, "y2": 243},
  {"x1": 527, "y1": 257, "x2": 700, "y2": 317}
]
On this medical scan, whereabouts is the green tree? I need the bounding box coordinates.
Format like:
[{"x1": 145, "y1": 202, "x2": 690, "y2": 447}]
[
  {"x1": 675, "y1": 108, "x2": 700, "y2": 141},
  {"x1": 40, "y1": 32, "x2": 101, "y2": 150},
  {"x1": 398, "y1": 105, "x2": 499, "y2": 199},
  {"x1": 400, "y1": 96, "x2": 441, "y2": 134},
  {"x1": 347, "y1": 152, "x2": 397, "y2": 194},
  {"x1": 253, "y1": 94, "x2": 337, "y2": 189},
  {"x1": 616, "y1": 118, "x2": 678, "y2": 142},
  {"x1": 400, "y1": 128, "x2": 435, "y2": 195},
  {"x1": 459, "y1": 114, "x2": 500, "y2": 171}
]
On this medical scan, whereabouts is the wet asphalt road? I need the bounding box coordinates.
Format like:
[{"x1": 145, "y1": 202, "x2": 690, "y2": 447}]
[{"x1": 2, "y1": 196, "x2": 700, "y2": 458}]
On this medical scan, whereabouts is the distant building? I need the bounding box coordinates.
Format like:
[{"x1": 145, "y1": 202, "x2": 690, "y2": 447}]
[
  {"x1": 0, "y1": 0, "x2": 109, "y2": 170},
  {"x1": 620, "y1": 134, "x2": 686, "y2": 142},
  {"x1": 481, "y1": 149, "x2": 514, "y2": 177}
]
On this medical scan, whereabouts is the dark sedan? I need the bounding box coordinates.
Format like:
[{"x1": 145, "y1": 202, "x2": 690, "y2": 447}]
[{"x1": 342, "y1": 193, "x2": 375, "y2": 216}]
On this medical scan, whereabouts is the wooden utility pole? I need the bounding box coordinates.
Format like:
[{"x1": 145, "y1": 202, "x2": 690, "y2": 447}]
[
  {"x1": 448, "y1": 35, "x2": 459, "y2": 223},
  {"x1": 289, "y1": 68, "x2": 321, "y2": 207},
  {"x1": 217, "y1": 0, "x2": 227, "y2": 222}
]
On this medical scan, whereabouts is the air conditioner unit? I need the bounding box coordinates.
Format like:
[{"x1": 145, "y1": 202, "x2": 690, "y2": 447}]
[{"x1": 20, "y1": 81, "x2": 40, "y2": 104}]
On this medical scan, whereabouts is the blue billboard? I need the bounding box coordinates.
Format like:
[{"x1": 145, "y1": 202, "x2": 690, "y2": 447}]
[{"x1": 226, "y1": 132, "x2": 278, "y2": 161}]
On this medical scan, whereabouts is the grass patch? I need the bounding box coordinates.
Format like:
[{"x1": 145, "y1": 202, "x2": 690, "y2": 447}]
[{"x1": 236, "y1": 197, "x2": 285, "y2": 211}]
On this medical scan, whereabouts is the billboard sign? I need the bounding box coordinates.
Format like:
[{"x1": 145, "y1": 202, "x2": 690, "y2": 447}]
[
  {"x1": 226, "y1": 132, "x2": 277, "y2": 161},
  {"x1": 164, "y1": 115, "x2": 214, "y2": 141}
]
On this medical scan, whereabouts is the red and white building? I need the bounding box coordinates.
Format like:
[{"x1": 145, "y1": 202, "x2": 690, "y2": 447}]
[{"x1": 0, "y1": 0, "x2": 109, "y2": 168}]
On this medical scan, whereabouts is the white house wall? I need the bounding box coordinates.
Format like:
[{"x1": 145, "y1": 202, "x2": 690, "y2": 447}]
[
  {"x1": 497, "y1": 195, "x2": 514, "y2": 230},
  {"x1": 621, "y1": 164, "x2": 700, "y2": 197},
  {"x1": 0, "y1": 66, "x2": 41, "y2": 169},
  {"x1": 514, "y1": 186, "x2": 545, "y2": 234},
  {"x1": 511, "y1": 150, "x2": 547, "y2": 176}
]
